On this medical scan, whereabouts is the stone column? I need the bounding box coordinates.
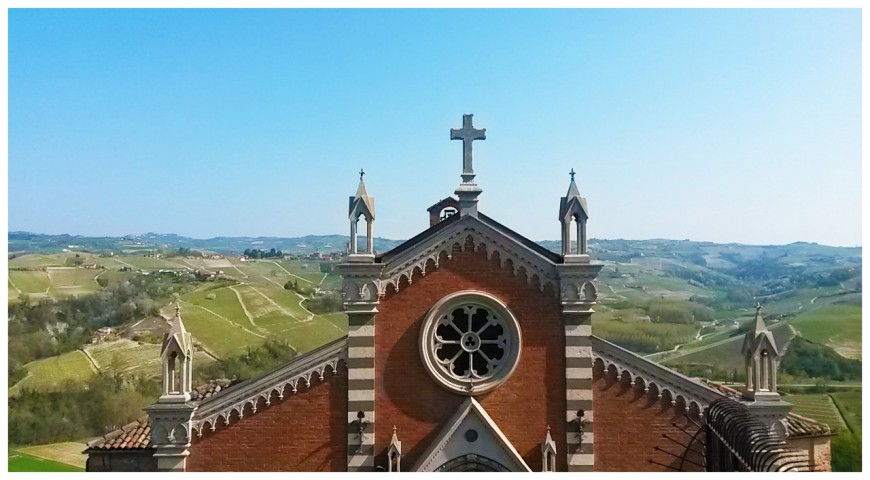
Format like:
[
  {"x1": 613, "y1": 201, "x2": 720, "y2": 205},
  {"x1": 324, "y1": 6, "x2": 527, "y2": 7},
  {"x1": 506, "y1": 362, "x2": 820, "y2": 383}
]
[
  {"x1": 337, "y1": 259, "x2": 384, "y2": 472},
  {"x1": 557, "y1": 256, "x2": 602, "y2": 472},
  {"x1": 144, "y1": 402, "x2": 196, "y2": 472}
]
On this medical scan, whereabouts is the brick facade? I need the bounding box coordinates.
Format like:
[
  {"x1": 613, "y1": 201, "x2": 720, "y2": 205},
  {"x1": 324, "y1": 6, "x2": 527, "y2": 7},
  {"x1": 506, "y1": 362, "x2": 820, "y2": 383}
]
[
  {"x1": 186, "y1": 373, "x2": 347, "y2": 472},
  {"x1": 373, "y1": 244, "x2": 565, "y2": 471},
  {"x1": 593, "y1": 362, "x2": 705, "y2": 472}
]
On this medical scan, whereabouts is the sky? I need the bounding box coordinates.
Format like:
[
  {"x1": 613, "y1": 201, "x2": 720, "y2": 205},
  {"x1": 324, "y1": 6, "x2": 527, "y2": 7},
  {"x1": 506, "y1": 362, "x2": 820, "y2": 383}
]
[{"x1": 7, "y1": 8, "x2": 863, "y2": 247}]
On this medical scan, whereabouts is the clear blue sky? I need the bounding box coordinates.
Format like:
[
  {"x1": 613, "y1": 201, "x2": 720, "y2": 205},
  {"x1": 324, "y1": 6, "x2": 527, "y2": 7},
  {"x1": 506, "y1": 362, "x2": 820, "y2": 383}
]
[{"x1": 8, "y1": 9, "x2": 862, "y2": 247}]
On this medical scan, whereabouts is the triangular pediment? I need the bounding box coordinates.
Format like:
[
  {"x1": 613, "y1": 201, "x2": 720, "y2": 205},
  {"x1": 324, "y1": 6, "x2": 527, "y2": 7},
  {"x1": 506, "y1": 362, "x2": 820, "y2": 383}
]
[
  {"x1": 376, "y1": 212, "x2": 561, "y2": 295},
  {"x1": 412, "y1": 397, "x2": 531, "y2": 472}
]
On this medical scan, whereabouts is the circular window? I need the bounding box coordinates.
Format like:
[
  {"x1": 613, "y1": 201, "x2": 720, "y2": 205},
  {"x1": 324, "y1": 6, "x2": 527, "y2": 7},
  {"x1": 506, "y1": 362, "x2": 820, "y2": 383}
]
[{"x1": 419, "y1": 291, "x2": 521, "y2": 395}]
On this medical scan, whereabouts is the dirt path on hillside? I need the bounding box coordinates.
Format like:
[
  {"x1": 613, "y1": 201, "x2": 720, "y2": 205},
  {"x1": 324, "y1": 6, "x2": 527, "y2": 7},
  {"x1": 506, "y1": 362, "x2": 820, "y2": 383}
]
[
  {"x1": 290, "y1": 291, "x2": 316, "y2": 322},
  {"x1": 228, "y1": 285, "x2": 260, "y2": 329},
  {"x1": 249, "y1": 285, "x2": 308, "y2": 321},
  {"x1": 267, "y1": 260, "x2": 315, "y2": 285},
  {"x1": 261, "y1": 276, "x2": 285, "y2": 288},
  {"x1": 656, "y1": 321, "x2": 792, "y2": 364},
  {"x1": 8, "y1": 277, "x2": 23, "y2": 295},
  {"x1": 93, "y1": 270, "x2": 106, "y2": 288},
  {"x1": 181, "y1": 300, "x2": 266, "y2": 339},
  {"x1": 80, "y1": 349, "x2": 101, "y2": 373}
]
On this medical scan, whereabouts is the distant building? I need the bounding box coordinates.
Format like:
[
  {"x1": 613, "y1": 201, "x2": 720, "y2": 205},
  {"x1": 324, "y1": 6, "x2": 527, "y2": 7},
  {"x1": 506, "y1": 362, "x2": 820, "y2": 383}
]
[{"x1": 91, "y1": 326, "x2": 115, "y2": 344}]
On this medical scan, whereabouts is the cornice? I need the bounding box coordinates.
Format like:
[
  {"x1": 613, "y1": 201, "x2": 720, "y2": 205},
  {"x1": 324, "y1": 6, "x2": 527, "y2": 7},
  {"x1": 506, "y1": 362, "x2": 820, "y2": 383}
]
[
  {"x1": 190, "y1": 336, "x2": 347, "y2": 434},
  {"x1": 591, "y1": 335, "x2": 724, "y2": 417}
]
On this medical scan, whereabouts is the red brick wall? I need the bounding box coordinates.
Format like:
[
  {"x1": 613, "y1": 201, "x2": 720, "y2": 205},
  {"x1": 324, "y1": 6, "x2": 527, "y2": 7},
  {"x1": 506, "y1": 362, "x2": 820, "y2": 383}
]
[
  {"x1": 186, "y1": 372, "x2": 347, "y2": 472},
  {"x1": 593, "y1": 362, "x2": 704, "y2": 472},
  {"x1": 374, "y1": 244, "x2": 565, "y2": 471}
]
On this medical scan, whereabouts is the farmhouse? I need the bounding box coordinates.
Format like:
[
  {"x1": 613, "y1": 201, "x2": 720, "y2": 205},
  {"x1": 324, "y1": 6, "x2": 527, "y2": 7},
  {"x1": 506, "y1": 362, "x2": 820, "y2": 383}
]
[
  {"x1": 91, "y1": 327, "x2": 115, "y2": 344},
  {"x1": 85, "y1": 116, "x2": 832, "y2": 472}
]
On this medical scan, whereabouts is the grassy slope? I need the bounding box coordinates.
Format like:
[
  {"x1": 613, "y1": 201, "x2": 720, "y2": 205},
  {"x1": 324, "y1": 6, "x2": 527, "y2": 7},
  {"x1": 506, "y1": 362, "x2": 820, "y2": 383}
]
[
  {"x1": 830, "y1": 391, "x2": 862, "y2": 435},
  {"x1": 661, "y1": 321, "x2": 795, "y2": 371},
  {"x1": 16, "y1": 442, "x2": 88, "y2": 469},
  {"x1": 784, "y1": 393, "x2": 848, "y2": 431},
  {"x1": 8, "y1": 270, "x2": 50, "y2": 294},
  {"x1": 791, "y1": 303, "x2": 862, "y2": 360},
  {"x1": 8, "y1": 450, "x2": 84, "y2": 472},
  {"x1": 9, "y1": 350, "x2": 97, "y2": 395}
]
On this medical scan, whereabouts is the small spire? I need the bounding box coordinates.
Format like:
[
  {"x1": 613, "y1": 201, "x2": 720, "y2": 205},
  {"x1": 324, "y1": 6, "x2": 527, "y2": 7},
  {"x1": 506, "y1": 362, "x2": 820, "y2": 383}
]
[
  {"x1": 753, "y1": 302, "x2": 767, "y2": 334},
  {"x1": 566, "y1": 168, "x2": 581, "y2": 198}
]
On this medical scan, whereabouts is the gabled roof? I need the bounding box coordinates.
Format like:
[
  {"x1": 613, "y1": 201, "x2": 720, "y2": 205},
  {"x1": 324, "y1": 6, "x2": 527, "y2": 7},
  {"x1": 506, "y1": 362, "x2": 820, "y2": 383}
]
[
  {"x1": 412, "y1": 397, "x2": 531, "y2": 472},
  {"x1": 741, "y1": 313, "x2": 779, "y2": 357},
  {"x1": 377, "y1": 211, "x2": 561, "y2": 265},
  {"x1": 349, "y1": 178, "x2": 376, "y2": 221},
  {"x1": 162, "y1": 306, "x2": 193, "y2": 358},
  {"x1": 559, "y1": 178, "x2": 589, "y2": 221},
  {"x1": 427, "y1": 196, "x2": 460, "y2": 213},
  {"x1": 85, "y1": 419, "x2": 152, "y2": 452}
]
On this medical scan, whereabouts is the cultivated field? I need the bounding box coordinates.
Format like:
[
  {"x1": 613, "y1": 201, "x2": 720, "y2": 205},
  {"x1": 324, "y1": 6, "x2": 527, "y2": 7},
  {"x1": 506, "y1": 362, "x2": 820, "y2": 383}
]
[
  {"x1": 790, "y1": 301, "x2": 862, "y2": 360},
  {"x1": 16, "y1": 442, "x2": 87, "y2": 469},
  {"x1": 8, "y1": 450, "x2": 84, "y2": 472},
  {"x1": 830, "y1": 391, "x2": 862, "y2": 435},
  {"x1": 10, "y1": 351, "x2": 97, "y2": 395},
  {"x1": 8, "y1": 270, "x2": 50, "y2": 295},
  {"x1": 46, "y1": 267, "x2": 101, "y2": 297},
  {"x1": 785, "y1": 393, "x2": 848, "y2": 431},
  {"x1": 161, "y1": 282, "x2": 345, "y2": 358},
  {"x1": 660, "y1": 321, "x2": 795, "y2": 371}
]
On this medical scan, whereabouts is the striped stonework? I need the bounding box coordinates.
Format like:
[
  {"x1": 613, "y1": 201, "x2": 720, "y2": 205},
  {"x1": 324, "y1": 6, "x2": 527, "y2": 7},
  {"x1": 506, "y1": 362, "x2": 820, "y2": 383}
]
[
  {"x1": 336, "y1": 259, "x2": 384, "y2": 473},
  {"x1": 557, "y1": 260, "x2": 602, "y2": 472},
  {"x1": 346, "y1": 310, "x2": 377, "y2": 471},
  {"x1": 564, "y1": 311, "x2": 594, "y2": 472}
]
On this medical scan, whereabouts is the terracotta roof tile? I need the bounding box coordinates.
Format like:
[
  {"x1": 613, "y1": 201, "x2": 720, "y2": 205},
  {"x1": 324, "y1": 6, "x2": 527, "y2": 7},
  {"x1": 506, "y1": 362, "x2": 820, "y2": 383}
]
[
  {"x1": 86, "y1": 379, "x2": 233, "y2": 452},
  {"x1": 86, "y1": 418, "x2": 151, "y2": 451}
]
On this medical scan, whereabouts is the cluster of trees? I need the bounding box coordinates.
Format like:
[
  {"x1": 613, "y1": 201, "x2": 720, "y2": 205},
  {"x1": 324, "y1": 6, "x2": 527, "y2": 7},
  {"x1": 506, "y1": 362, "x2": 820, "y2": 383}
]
[
  {"x1": 243, "y1": 248, "x2": 284, "y2": 259},
  {"x1": 670, "y1": 363, "x2": 745, "y2": 382},
  {"x1": 779, "y1": 337, "x2": 862, "y2": 381},
  {"x1": 8, "y1": 274, "x2": 194, "y2": 386},
  {"x1": 303, "y1": 292, "x2": 342, "y2": 314},
  {"x1": 198, "y1": 337, "x2": 296, "y2": 384},
  {"x1": 8, "y1": 374, "x2": 159, "y2": 446},
  {"x1": 646, "y1": 299, "x2": 714, "y2": 324},
  {"x1": 594, "y1": 321, "x2": 696, "y2": 354}
]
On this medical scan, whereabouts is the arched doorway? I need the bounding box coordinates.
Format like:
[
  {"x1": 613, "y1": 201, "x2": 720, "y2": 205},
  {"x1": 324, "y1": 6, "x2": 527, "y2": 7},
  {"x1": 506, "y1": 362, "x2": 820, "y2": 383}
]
[{"x1": 436, "y1": 454, "x2": 511, "y2": 472}]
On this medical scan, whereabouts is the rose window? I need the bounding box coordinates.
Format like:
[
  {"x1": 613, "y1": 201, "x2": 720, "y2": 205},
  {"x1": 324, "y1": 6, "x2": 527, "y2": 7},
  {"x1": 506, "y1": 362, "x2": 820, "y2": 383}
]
[{"x1": 420, "y1": 291, "x2": 521, "y2": 395}]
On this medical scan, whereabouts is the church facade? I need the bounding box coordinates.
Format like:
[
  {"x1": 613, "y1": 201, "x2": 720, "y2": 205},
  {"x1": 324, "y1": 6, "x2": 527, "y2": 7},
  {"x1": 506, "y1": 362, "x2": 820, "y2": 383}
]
[{"x1": 85, "y1": 115, "x2": 833, "y2": 472}]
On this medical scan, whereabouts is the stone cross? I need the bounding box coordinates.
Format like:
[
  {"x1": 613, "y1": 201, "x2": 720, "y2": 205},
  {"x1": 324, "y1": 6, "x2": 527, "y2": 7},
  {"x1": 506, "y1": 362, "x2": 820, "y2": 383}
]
[
  {"x1": 450, "y1": 114, "x2": 486, "y2": 181},
  {"x1": 359, "y1": 168, "x2": 365, "y2": 180},
  {"x1": 570, "y1": 168, "x2": 576, "y2": 182},
  {"x1": 756, "y1": 302, "x2": 762, "y2": 315}
]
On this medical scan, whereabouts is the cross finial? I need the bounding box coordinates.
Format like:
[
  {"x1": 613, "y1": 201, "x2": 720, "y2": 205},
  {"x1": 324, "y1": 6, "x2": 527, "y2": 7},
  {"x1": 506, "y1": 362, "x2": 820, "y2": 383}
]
[
  {"x1": 359, "y1": 168, "x2": 365, "y2": 181},
  {"x1": 392, "y1": 425, "x2": 397, "y2": 434},
  {"x1": 175, "y1": 301, "x2": 181, "y2": 317},
  {"x1": 450, "y1": 114, "x2": 486, "y2": 183},
  {"x1": 755, "y1": 302, "x2": 762, "y2": 315},
  {"x1": 570, "y1": 168, "x2": 576, "y2": 182}
]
